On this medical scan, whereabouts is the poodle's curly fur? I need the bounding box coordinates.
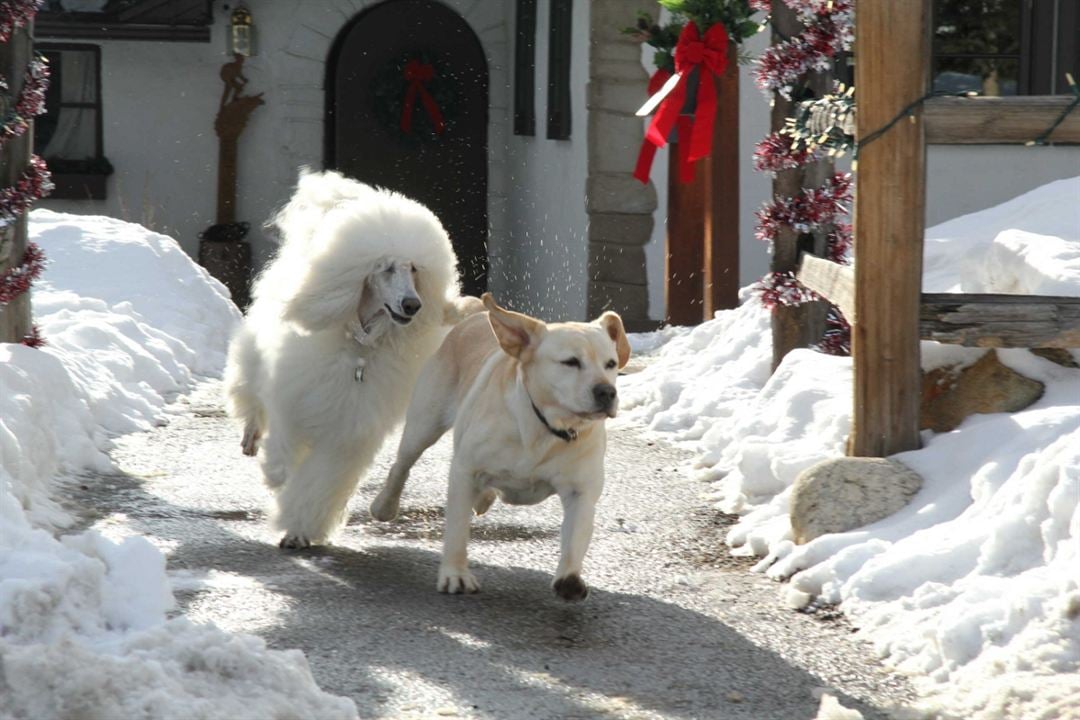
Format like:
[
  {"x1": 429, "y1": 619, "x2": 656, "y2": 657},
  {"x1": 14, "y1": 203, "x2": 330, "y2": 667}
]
[{"x1": 224, "y1": 169, "x2": 477, "y2": 546}]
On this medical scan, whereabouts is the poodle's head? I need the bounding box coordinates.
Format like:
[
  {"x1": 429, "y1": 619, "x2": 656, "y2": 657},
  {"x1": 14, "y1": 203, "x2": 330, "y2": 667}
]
[{"x1": 276, "y1": 180, "x2": 459, "y2": 335}]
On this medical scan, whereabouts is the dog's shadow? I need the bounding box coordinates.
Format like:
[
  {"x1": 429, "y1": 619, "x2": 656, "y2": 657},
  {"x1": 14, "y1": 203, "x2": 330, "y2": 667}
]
[{"x1": 71, "y1": 471, "x2": 900, "y2": 720}]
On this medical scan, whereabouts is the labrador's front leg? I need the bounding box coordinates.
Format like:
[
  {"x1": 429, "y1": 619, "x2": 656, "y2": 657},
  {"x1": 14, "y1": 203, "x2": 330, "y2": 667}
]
[
  {"x1": 553, "y1": 485, "x2": 601, "y2": 602},
  {"x1": 438, "y1": 461, "x2": 480, "y2": 594}
]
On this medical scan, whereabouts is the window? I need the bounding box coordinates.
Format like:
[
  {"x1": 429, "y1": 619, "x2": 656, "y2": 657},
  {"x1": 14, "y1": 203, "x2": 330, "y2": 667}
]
[
  {"x1": 34, "y1": 44, "x2": 112, "y2": 200},
  {"x1": 514, "y1": 0, "x2": 537, "y2": 136},
  {"x1": 932, "y1": 0, "x2": 1079, "y2": 96},
  {"x1": 546, "y1": 0, "x2": 572, "y2": 140}
]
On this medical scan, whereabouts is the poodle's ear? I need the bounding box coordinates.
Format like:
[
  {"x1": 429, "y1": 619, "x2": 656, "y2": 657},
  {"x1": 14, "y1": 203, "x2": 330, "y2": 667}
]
[
  {"x1": 280, "y1": 264, "x2": 364, "y2": 332},
  {"x1": 596, "y1": 310, "x2": 631, "y2": 369},
  {"x1": 483, "y1": 293, "x2": 546, "y2": 359}
]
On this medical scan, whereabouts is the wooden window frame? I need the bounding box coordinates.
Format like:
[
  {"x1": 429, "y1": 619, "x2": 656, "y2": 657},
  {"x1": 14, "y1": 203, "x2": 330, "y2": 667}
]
[
  {"x1": 546, "y1": 0, "x2": 572, "y2": 140},
  {"x1": 35, "y1": 43, "x2": 112, "y2": 200},
  {"x1": 514, "y1": 0, "x2": 537, "y2": 136}
]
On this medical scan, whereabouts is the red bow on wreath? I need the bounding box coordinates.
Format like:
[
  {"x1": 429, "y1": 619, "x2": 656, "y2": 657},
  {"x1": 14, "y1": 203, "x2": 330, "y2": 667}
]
[
  {"x1": 400, "y1": 59, "x2": 445, "y2": 136},
  {"x1": 634, "y1": 21, "x2": 729, "y2": 184}
]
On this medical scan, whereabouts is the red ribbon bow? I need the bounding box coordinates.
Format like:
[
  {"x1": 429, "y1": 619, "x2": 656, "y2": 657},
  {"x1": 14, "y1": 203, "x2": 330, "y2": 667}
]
[
  {"x1": 401, "y1": 59, "x2": 445, "y2": 135},
  {"x1": 634, "y1": 21, "x2": 729, "y2": 184}
]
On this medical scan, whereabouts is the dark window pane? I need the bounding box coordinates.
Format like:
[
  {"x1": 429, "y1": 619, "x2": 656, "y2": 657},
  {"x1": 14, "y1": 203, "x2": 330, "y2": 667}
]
[
  {"x1": 934, "y1": 0, "x2": 1022, "y2": 55},
  {"x1": 933, "y1": 56, "x2": 1019, "y2": 95}
]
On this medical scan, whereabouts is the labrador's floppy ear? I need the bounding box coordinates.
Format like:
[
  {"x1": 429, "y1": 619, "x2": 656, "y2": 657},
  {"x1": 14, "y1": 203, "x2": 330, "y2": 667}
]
[
  {"x1": 483, "y1": 293, "x2": 546, "y2": 359},
  {"x1": 597, "y1": 311, "x2": 631, "y2": 369}
]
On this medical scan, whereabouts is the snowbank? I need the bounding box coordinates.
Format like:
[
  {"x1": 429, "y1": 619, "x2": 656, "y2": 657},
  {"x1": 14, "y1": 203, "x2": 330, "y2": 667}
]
[
  {"x1": 0, "y1": 212, "x2": 357, "y2": 719},
  {"x1": 619, "y1": 177, "x2": 1080, "y2": 720}
]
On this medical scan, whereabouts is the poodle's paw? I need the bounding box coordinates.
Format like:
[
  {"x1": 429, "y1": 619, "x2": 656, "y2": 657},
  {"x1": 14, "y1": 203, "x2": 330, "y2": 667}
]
[
  {"x1": 369, "y1": 491, "x2": 400, "y2": 522},
  {"x1": 241, "y1": 424, "x2": 260, "y2": 456},
  {"x1": 552, "y1": 573, "x2": 589, "y2": 602},
  {"x1": 278, "y1": 534, "x2": 313, "y2": 550},
  {"x1": 437, "y1": 565, "x2": 479, "y2": 594},
  {"x1": 473, "y1": 489, "x2": 497, "y2": 516}
]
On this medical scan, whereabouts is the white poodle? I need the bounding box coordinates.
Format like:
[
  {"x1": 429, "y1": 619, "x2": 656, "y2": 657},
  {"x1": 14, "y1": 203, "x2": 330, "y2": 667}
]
[{"x1": 224, "y1": 169, "x2": 480, "y2": 548}]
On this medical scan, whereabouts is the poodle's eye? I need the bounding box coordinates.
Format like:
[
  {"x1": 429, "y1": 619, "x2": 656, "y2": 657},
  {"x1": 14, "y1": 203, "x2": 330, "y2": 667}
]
[
  {"x1": 410, "y1": 264, "x2": 418, "y2": 274},
  {"x1": 605, "y1": 359, "x2": 617, "y2": 370},
  {"x1": 561, "y1": 358, "x2": 581, "y2": 368},
  {"x1": 383, "y1": 264, "x2": 395, "y2": 275}
]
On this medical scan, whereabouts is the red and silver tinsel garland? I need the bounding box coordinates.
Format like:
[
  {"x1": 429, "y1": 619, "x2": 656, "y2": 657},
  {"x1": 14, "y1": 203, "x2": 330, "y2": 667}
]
[
  {"x1": 754, "y1": 129, "x2": 819, "y2": 173},
  {"x1": 0, "y1": 0, "x2": 43, "y2": 43},
  {"x1": 0, "y1": 240, "x2": 44, "y2": 305},
  {"x1": 753, "y1": 0, "x2": 853, "y2": 99},
  {"x1": 754, "y1": 171, "x2": 851, "y2": 243},
  {"x1": 0, "y1": 54, "x2": 49, "y2": 148},
  {"x1": 0, "y1": 155, "x2": 52, "y2": 227},
  {"x1": 754, "y1": 270, "x2": 821, "y2": 310},
  {"x1": 815, "y1": 307, "x2": 851, "y2": 356}
]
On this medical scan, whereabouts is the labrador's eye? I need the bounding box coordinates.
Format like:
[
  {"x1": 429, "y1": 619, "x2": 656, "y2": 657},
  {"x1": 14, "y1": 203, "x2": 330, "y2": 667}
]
[
  {"x1": 383, "y1": 264, "x2": 395, "y2": 275},
  {"x1": 410, "y1": 264, "x2": 418, "y2": 274},
  {"x1": 605, "y1": 359, "x2": 617, "y2": 370},
  {"x1": 561, "y1": 358, "x2": 582, "y2": 368}
]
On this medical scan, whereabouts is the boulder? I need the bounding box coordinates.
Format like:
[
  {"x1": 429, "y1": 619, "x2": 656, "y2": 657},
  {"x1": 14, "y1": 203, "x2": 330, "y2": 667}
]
[
  {"x1": 921, "y1": 350, "x2": 1045, "y2": 433},
  {"x1": 790, "y1": 458, "x2": 922, "y2": 544}
]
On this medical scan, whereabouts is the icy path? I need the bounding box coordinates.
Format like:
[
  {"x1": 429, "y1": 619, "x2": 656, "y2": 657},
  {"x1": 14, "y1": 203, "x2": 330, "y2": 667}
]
[{"x1": 70, "y1": 380, "x2": 915, "y2": 720}]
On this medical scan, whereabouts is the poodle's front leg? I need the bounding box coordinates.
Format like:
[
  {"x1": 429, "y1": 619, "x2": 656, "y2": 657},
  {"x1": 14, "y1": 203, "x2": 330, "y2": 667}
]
[{"x1": 274, "y1": 439, "x2": 375, "y2": 548}]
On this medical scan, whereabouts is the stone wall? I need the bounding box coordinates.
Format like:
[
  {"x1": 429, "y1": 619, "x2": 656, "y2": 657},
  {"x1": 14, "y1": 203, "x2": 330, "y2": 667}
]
[{"x1": 586, "y1": 0, "x2": 657, "y2": 330}]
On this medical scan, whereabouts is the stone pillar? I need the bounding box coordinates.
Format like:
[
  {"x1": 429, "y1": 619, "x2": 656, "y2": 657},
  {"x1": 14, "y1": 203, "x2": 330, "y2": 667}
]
[{"x1": 585, "y1": 0, "x2": 657, "y2": 331}]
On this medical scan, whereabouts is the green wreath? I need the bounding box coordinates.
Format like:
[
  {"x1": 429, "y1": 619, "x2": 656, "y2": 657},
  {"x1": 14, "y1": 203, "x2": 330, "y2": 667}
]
[{"x1": 370, "y1": 50, "x2": 458, "y2": 143}]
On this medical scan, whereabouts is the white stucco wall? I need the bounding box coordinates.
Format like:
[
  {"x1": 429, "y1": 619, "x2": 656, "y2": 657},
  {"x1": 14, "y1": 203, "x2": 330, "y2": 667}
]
[
  {"x1": 500, "y1": 0, "x2": 590, "y2": 321},
  {"x1": 39, "y1": 0, "x2": 512, "y2": 279}
]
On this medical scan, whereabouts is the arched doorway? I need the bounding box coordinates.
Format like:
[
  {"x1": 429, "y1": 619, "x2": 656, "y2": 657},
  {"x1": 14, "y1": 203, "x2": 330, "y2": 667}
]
[{"x1": 326, "y1": 0, "x2": 489, "y2": 295}]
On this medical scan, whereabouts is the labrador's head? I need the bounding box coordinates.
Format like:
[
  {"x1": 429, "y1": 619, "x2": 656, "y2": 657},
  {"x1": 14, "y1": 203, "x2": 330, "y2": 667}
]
[{"x1": 482, "y1": 294, "x2": 631, "y2": 429}]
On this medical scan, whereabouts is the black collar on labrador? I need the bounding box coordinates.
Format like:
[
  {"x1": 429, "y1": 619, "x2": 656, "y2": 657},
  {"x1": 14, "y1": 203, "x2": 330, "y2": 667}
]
[{"x1": 530, "y1": 400, "x2": 577, "y2": 442}]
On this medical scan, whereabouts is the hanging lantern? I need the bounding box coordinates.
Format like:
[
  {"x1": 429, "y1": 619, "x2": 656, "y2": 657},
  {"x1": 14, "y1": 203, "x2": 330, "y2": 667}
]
[{"x1": 229, "y1": 5, "x2": 254, "y2": 57}]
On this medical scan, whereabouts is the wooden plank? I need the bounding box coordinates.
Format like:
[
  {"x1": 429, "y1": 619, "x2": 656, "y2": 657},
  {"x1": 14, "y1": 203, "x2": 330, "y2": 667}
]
[
  {"x1": 665, "y1": 138, "x2": 706, "y2": 325},
  {"x1": 0, "y1": 24, "x2": 33, "y2": 345},
  {"x1": 703, "y1": 43, "x2": 740, "y2": 317},
  {"x1": 851, "y1": 0, "x2": 929, "y2": 457},
  {"x1": 769, "y1": 0, "x2": 829, "y2": 370},
  {"x1": 921, "y1": 294, "x2": 1080, "y2": 348},
  {"x1": 796, "y1": 254, "x2": 856, "y2": 324},
  {"x1": 925, "y1": 95, "x2": 1080, "y2": 144}
]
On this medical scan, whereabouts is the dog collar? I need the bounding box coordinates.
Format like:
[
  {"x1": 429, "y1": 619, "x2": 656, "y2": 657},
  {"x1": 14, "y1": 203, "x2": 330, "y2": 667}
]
[{"x1": 530, "y1": 400, "x2": 577, "y2": 442}]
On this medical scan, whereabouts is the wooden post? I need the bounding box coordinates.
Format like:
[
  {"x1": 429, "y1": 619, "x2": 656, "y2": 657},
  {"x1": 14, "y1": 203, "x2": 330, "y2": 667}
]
[
  {"x1": 0, "y1": 23, "x2": 33, "y2": 344},
  {"x1": 665, "y1": 137, "x2": 706, "y2": 326},
  {"x1": 850, "y1": 0, "x2": 930, "y2": 456},
  {"x1": 769, "y1": 0, "x2": 829, "y2": 370},
  {"x1": 703, "y1": 42, "x2": 740, "y2": 317}
]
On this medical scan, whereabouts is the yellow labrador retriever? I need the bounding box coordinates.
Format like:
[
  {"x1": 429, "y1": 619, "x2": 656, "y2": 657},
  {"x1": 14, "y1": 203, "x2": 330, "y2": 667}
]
[{"x1": 370, "y1": 293, "x2": 630, "y2": 601}]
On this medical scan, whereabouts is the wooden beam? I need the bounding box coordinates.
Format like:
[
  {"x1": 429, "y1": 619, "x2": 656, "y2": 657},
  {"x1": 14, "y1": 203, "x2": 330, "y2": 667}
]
[
  {"x1": 0, "y1": 24, "x2": 33, "y2": 345},
  {"x1": 925, "y1": 95, "x2": 1080, "y2": 144},
  {"x1": 796, "y1": 254, "x2": 855, "y2": 324},
  {"x1": 703, "y1": 43, "x2": 740, "y2": 317},
  {"x1": 769, "y1": 0, "x2": 829, "y2": 370},
  {"x1": 664, "y1": 140, "x2": 706, "y2": 326},
  {"x1": 851, "y1": 0, "x2": 929, "y2": 457},
  {"x1": 921, "y1": 294, "x2": 1080, "y2": 348}
]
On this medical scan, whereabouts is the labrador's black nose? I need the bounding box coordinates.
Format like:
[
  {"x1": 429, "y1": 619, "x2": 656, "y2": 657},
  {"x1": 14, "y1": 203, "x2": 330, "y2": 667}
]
[
  {"x1": 593, "y1": 383, "x2": 617, "y2": 409},
  {"x1": 401, "y1": 297, "x2": 422, "y2": 317}
]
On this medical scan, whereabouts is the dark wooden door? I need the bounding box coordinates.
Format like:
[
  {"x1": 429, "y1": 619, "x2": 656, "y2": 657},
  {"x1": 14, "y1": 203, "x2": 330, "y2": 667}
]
[{"x1": 326, "y1": 0, "x2": 489, "y2": 295}]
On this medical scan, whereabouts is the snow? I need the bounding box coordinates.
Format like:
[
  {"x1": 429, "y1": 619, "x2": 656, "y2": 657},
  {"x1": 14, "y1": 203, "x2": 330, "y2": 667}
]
[
  {"x1": 0, "y1": 212, "x2": 357, "y2": 719},
  {"x1": 619, "y1": 176, "x2": 1080, "y2": 720}
]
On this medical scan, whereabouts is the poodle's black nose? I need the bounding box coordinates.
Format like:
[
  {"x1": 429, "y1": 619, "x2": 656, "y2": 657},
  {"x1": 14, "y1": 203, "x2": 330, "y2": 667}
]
[
  {"x1": 592, "y1": 383, "x2": 617, "y2": 410},
  {"x1": 401, "y1": 297, "x2": 422, "y2": 317}
]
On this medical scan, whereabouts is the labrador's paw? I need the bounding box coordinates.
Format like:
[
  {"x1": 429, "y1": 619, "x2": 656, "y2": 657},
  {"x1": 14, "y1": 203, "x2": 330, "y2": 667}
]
[
  {"x1": 369, "y1": 492, "x2": 400, "y2": 522},
  {"x1": 553, "y1": 573, "x2": 589, "y2": 602},
  {"x1": 438, "y1": 566, "x2": 480, "y2": 594}
]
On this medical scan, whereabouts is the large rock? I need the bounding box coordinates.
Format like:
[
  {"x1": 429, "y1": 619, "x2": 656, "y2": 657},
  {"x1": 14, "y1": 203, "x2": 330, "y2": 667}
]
[
  {"x1": 920, "y1": 350, "x2": 1045, "y2": 433},
  {"x1": 790, "y1": 458, "x2": 923, "y2": 544}
]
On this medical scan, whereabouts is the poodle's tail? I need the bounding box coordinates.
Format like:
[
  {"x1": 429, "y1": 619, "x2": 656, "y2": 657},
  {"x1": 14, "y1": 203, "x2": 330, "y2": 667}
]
[{"x1": 223, "y1": 325, "x2": 264, "y2": 456}]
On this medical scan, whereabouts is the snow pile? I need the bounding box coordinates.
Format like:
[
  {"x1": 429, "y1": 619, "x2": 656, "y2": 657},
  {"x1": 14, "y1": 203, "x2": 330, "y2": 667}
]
[
  {"x1": 0, "y1": 213, "x2": 357, "y2": 719},
  {"x1": 619, "y1": 177, "x2": 1080, "y2": 720}
]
